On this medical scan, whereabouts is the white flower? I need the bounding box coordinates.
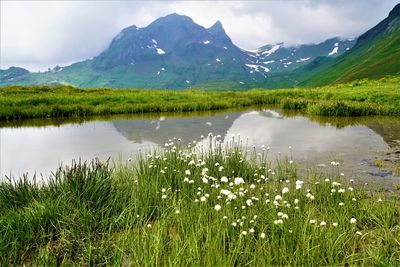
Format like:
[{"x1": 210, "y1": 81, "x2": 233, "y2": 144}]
[
  {"x1": 339, "y1": 202, "x2": 344, "y2": 206},
  {"x1": 309, "y1": 219, "x2": 316, "y2": 224},
  {"x1": 185, "y1": 170, "x2": 191, "y2": 175},
  {"x1": 338, "y1": 188, "x2": 345, "y2": 193},
  {"x1": 277, "y1": 212, "x2": 284, "y2": 217},
  {"x1": 200, "y1": 196, "x2": 207, "y2": 202},
  {"x1": 231, "y1": 222, "x2": 237, "y2": 227},
  {"x1": 320, "y1": 221, "x2": 327, "y2": 226},
  {"x1": 282, "y1": 187, "x2": 289, "y2": 194},
  {"x1": 260, "y1": 232, "x2": 266, "y2": 239},
  {"x1": 214, "y1": 204, "x2": 222, "y2": 211},
  {"x1": 188, "y1": 160, "x2": 195, "y2": 165},
  {"x1": 250, "y1": 184, "x2": 256, "y2": 189},
  {"x1": 175, "y1": 210, "x2": 180, "y2": 214},
  {"x1": 352, "y1": 198, "x2": 357, "y2": 202},
  {"x1": 274, "y1": 219, "x2": 283, "y2": 225},
  {"x1": 332, "y1": 222, "x2": 338, "y2": 227},
  {"x1": 161, "y1": 195, "x2": 167, "y2": 199},
  {"x1": 147, "y1": 224, "x2": 152, "y2": 228},
  {"x1": 220, "y1": 189, "x2": 232, "y2": 196},
  {"x1": 378, "y1": 198, "x2": 382, "y2": 202},
  {"x1": 356, "y1": 231, "x2": 362, "y2": 236},
  {"x1": 295, "y1": 180, "x2": 303, "y2": 190},
  {"x1": 249, "y1": 228, "x2": 255, "y2": 233},
  {"x1": 223, "y1": 216, "x2": 228, "y2": 220},
  {"x1": 241, "y1": 231, "x2": 248, "y2": 235},
  {"x1": 350, "y1": 218, "x2": 357, "y2": 224},
  {"x1": 234, "y1": 177, "x2": 245, "y2": 185},
  {"x1": 202, "y1": 177, "x2": 208, "y2": 184},
  {"x1": 218, "y1": 166, "x2": 224, "y2": 172},
  {"x1": 275, "y1": 195, "x2": 282, "y2": 201},
  {"x1": 294, "y1": 198, "x2": 299, "y2": 205},
  {"x1": 220, "y1": 176, "x2": 228, "y2": 183},
  {"x1": 282, "y1": 214, "x2": 289, "y2": 219}
]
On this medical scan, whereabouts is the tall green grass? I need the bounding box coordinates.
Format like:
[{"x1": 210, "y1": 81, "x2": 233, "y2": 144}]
[
  {"x1": 0, "y1": 136, "x2": 399, "y2": 265},
  {"x1": 1, "y1": 76, "x2": 399, "y2": 120}
]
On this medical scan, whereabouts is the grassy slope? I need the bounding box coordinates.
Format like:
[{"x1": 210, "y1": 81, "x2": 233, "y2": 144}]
[
  {"x1": 297, "y1": 16, "x2": 400, "y2": 86},
  {"x1": 0, "y1": 76, "x2": 399, "y2": 120},
  {"x1": 0, "y1": 139, "x2": 399, "y2": 265}
]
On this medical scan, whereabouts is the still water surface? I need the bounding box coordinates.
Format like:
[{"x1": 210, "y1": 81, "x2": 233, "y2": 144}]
[{"x1": 1, "y1": 109, "x2": 400, "y2": 188}]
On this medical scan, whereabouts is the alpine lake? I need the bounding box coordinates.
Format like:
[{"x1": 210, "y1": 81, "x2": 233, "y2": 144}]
[{"x1": 1, "y1": 106, "x2": 400, "y2": 190}]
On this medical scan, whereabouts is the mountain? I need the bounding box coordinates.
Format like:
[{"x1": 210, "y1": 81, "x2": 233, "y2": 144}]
[
  {"x1": 0, "y1": 13, "x2": 354, "y2": 89},
  {"x1": 295, "y1": 3, "x2": 400, "y2": 86},
  {"x1": 242, "y1": 37, "x2": 355, "y2": 74}
]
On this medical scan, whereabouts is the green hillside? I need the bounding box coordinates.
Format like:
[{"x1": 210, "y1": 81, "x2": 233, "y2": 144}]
[{"x1": 298, "y1": 4, "x2": 400, "y2": 86}]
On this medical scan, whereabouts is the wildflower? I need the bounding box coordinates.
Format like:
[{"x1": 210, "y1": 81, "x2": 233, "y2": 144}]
[
  {"x1": 249, "y1": 228, "x2": 255, "y2": 233},
  {"x1": 339, "y1": 202, "x2": 344, "y2": 206},
  {"x1": 202, "y1": 177, "x2": 208, "y2": 184},
  {"x1": 250, "y1": 184, "x2": 256, "y2": 189},
  {"x1": 147, "y1": 224, "x2": 152, "y2": 228},
  {"x1": 275, "y1": 195, "x2": 282, "y2": 201},
  {"x1": 320, "y1": 221, "x2": 327, "y2": 227},
  {"x1": 332, "y1": 222, "x2": 338, "y2": 227},
  {"x1": 309, "y1": 219, "x2": 316, "y2": 224},
  {"x1": 232, "y1": 222, "x2": 237, "y2": 227},
  {"x1": 161, "y1": 188, "x2": 166, "y2": 193},
  {"x1": 241, "y1": 231, "x2": 248, "y2": 236},
  {"x1": 234, "y1": 177, "x2": 245, "y2": 185},
  {"x1": 289, "y1": 160, "x2": 294, "y2": 164},
  {"x1": 348, "y1": 187, "x2": 354, "y2": 191},
  {"x1": 352, "y1": 198, "x2": 357, "y2": 201},
  {"x1": 356, "y1": 231, "x2": 362, "y2": 236},
  {"x1": 274, "y1": 219, "x2": 283, "y2": 225},
  {"x1": 221, "y1": 177, "x2": 228, "y2": 183},
  {"x1": 282, "y1": 187, "x2": 289, "y2": 194},
  {"x1": 277, "y1": 212, "x2": 284, "y2": 217},
  {"x1": 295, "y1": 180, "x2": 303, "y2": 190},
  {"x1": 223, "y1": 216, "x2": 228, "y2": 220},
  {"x1": 294, "y1": 198, "x2": 299, "y2": 205},
  {"x1": 161, "y1": 195, "x2": 167, "y2": 199},
  {"x1": 246, "y1": 199, "x2": 253, "y2": 206},
  {"x1": 219, "y1": 166, "x2": 224, "y2": 172},
  {"x1": 260, "y1": 232, "x2": 266, "y2": 239},
  {"x1": 282, "y1": 214, "x2": 289, "y2": 219},
  {"x1": 185, "y1": 170, "x2": 191, "y2": 175},
  {"x1": 175, "y1": 210, "x2": 180, "y2": 214},
  {"x1": 188, "y1": 160, "x2": 195, "y2": 165},
  {"x1": 378, "y1": 198, "x2": 382, "y2": 202},
  {"x1": 350, "y1": 218, "x2": 357, "y2": 224},
  {"x1": 200, "y1": 196, "x2": 207, "y2": 202},
  {"x1": 214, "y1": 204, "x2": 222, "y2": 211},
  {"x1": 338, "y1": 188, "x2": 345, "y2": 193}
]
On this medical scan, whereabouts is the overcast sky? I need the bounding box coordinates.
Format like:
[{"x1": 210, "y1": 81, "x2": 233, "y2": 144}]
[{"x1": 1, "y1": 0, "x2": 398, "y2": 71}]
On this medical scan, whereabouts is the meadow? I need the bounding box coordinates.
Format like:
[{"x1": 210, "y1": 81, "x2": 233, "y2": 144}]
[
  {"x1": 0, "y1": 135, "x2": 399, "y2": 265},
  {"x1": 1, "y1": 76, "x2": 399, "y2": 120}
]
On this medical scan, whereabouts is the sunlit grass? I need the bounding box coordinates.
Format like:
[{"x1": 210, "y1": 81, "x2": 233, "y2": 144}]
[
  {"x1": 1, "y1": 76, "x2": 399, "y2": 120},
  {"x1": 0, "y1": 134, "x2": 399, "y2": 265}
]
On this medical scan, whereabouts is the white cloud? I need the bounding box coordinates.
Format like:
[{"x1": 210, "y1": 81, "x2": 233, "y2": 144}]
[{"x1": 0, "y1": 0, "x2": 398, "y2": 71}]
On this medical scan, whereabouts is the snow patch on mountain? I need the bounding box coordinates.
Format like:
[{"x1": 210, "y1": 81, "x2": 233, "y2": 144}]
[
  {"x1": 328, "y1": 46, "x2": 338, "y2": 56},
  {"x1": 156, "y1": 48, "x2": 166, "y2": 55}
]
